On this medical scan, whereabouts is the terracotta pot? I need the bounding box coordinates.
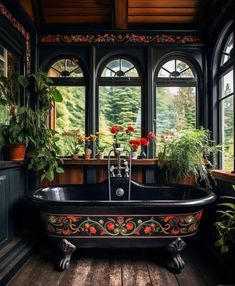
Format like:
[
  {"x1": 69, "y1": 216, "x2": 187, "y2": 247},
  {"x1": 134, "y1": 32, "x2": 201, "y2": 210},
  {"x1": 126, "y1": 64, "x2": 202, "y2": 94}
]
[
  {"x1": 71, "y1": 154, "x2": 79, "y2": 160},
  {"x1": 4, "y1": 144, "x2": 26, "y2": 161},
  {"x1": 173, "y1": 175, "x2": 195, "y2": 186}
]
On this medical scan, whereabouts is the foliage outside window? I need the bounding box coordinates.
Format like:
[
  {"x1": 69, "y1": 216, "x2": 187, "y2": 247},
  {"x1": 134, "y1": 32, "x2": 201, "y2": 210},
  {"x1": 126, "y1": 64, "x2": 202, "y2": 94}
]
[
  {"x1": 0, "y1": 45, "x2": 19, "y2": 124},
  {"x1": 99, "y1": 57, "x2": 142, "y2": 152},
  {"x1": 47, "y1": 58, "x2": 86, "y2": 156},
  {"x1": 218, "y1": 32, "x2": 234, "y2": 171},
  {"x1": 155, "y1": 58, "x2": 197, "y2": 136}
]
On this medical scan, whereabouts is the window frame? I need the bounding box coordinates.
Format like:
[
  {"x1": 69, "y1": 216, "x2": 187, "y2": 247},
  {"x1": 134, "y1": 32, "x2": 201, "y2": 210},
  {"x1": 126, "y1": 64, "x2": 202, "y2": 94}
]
[
  {"x1": 216, "y1": 30, "x2": 234, "y2": 171},
  {"x1": 154, "y1": 55, "x2": 199, "y2": 135},
  {"x1": 97, "y1": 55, "x2": 144, "y2": 135},
  {"x1": 45, "y1": 56, "x2": 87, "y2": 132}
]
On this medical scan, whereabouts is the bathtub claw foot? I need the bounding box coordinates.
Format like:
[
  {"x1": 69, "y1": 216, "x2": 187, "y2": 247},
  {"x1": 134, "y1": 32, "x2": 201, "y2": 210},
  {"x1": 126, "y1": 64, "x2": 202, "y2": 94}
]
[
  {"x1": 58, "y1": 239, "x2": 77, "y2": 271},
  {"x1": 167, "y1": 238, "x2": 186, "y2": 272}
]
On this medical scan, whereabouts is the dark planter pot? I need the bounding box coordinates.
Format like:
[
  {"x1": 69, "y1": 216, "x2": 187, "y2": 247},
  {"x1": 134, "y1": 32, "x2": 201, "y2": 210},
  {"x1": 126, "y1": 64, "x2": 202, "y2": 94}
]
[{"x1": 4, "y1": 144, "x2": 26, "y2": 161}]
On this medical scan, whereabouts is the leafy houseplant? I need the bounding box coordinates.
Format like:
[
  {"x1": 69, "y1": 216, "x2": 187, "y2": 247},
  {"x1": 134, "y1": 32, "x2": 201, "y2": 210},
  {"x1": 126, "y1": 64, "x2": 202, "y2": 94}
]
[
  {"x1": 214, "y1": 185, "x2": 235, "y2": 253},
  {"x1": 158, "y1": 128, "x2": 220, "y2": 189},
  {"x1": 63, "y1": 129, "x2": 84, "y2": 159},
  {"x1": 0, "y1": 71, "x2": 64, "y2": 181},
  {"x1": 0, "y1": 73, "x2": 33, "y2": 160}
]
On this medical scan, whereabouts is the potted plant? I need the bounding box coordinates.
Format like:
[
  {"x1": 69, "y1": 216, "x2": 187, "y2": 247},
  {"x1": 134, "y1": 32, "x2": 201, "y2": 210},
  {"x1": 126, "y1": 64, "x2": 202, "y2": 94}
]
[
  {"x1": 129, "y1": 139, "x2": 142, "y2": 159},
  {"x1": 0, "y1": 73, "x2": 32, "y2": 160},
  {"x1": 0, "y1": 71, "x2": 64, "y2": 181},
  {"x1": 157, "y1": 128, "x2": 220, "y2": 189},
  {"x1": 63, "y1": 129, "x2": 84, "y2": 159},
  {"x1": 214, "y1": 185, "x2": 235, "y2": 253},
  {"x1": 95, "y1": 131, "x2": 107, "y2": 159}
]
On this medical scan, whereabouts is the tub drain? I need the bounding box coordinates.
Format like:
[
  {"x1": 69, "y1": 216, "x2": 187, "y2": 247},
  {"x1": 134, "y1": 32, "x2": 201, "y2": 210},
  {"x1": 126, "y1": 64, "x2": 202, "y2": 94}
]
[{"x1": 116, "y1": 188, "x2": 124, "y2": 197}]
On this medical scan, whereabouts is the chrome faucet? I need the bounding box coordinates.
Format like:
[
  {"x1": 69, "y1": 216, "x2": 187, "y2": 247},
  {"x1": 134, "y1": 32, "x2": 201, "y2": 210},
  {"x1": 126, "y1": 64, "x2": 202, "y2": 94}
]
[{"x1": 108, "y1": 148, "x2": 132, "y2": 200}]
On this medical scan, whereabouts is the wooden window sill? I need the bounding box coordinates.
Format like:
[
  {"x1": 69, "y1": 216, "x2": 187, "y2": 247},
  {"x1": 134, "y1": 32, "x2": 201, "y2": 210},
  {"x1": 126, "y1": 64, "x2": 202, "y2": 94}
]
[
  {"x1": 60, "y1": 157, "x2": 158, "y2": 166},
  {"x1": 211, "y1": 169, "x2": 235, "y2": 182}
]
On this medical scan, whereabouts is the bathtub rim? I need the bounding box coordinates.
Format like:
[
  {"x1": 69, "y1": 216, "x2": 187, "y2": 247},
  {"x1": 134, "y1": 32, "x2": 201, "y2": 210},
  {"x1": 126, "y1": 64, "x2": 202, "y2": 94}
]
[{"x1": 28, "y1": 183, "x2": 217, "y2": 208}]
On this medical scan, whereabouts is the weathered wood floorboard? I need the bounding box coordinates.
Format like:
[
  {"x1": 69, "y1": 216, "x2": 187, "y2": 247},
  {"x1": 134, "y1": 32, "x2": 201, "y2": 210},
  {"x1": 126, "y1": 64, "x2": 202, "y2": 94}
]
[{"x1": 6, "y1": 244, "x2": 232, "y2": 286}]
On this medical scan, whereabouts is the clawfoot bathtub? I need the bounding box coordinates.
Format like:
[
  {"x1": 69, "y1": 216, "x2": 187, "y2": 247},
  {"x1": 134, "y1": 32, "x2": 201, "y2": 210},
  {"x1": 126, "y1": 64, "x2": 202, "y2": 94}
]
[{"x1": 29, "y1": 179, "x2": 216, "y2": 271}]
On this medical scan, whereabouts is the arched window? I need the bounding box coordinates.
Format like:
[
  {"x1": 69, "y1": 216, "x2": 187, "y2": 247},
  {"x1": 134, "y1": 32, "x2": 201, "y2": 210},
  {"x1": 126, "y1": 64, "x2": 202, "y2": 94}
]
[
  {"x1": 155, "y1": 57, "x2": 197, "y2": 136},
  {"x1": 47, "y1": 57, "x2": 86, "y2": 156},
  {"x1": 217, "y1": 31, "x2": 234, "y2": 171},
  {"x1": 98, "y1": 57, "x2": 142, "y2": 149}
]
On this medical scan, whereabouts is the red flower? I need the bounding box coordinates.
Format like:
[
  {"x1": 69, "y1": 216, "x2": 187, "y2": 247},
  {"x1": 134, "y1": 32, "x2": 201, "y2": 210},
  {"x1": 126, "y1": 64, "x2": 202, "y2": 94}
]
[
  {"x1": 110, "y1": 126, "x2": 120, "y2": 134},
  {"x1": 163, "y1": 216, "x2": 174, "y2": 222},
  {"x1": 171, "y1": 229, "x2": 180, "y2": 235},
  {"x1": 144, "y1": 226, "x2": 152, "y2": 234},
  {"x1": 63, "y1": 229, "x2": 70, "y2": 235},
  {"x1": 117, "y1": 216, "x2": 124, "y2": 223},
  {"x1": 140, "y1": 137, "x2": 149, "y2": 146},
  {"x1": 107, "y1": 222, "x2": 115, "y2": 231},
  {"x1": 85, "y1": 223, "x2": 90, "y2": 228},
  {"x1": 126, "y1": 222, "x2": 134, "y2": 231},
  {"x1": 89, "y1": 226, "x2": 97, "y2": 234},
  {"x1": 129, "y1": 139, "x2": 142, "y2": 151},
  {"x1": 197, "y1": 211, "x2": 203, "y2": 221},
  {"x1": 126, "y1": 126, "x2": 135, "y2": 134},
  {"x1": 147, "y1": 132, "x2": 157, "y2": 141}
]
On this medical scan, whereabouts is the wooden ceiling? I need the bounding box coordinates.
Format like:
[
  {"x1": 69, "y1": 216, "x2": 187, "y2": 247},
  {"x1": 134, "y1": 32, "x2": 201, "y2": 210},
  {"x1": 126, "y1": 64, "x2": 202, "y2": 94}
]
[{"x1": 18, "y1": 0, "x2": 210, "y2": 30}]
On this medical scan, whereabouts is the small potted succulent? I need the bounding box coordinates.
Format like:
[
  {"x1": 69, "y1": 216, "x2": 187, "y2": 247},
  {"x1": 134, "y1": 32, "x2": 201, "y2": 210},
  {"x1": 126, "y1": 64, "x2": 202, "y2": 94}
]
[{"x1": 63, "y1": 129, "x2": 83, "y2": 159}]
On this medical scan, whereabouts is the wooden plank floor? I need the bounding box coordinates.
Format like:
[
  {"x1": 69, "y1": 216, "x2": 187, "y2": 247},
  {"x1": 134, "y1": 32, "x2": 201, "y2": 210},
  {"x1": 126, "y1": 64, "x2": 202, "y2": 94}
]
[{"x1": 7, "y1": 241, "x2": 234, "y2": 286}]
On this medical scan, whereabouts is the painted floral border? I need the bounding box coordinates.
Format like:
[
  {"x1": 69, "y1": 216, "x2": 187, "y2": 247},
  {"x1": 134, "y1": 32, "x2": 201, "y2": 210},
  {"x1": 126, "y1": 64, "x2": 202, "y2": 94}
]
[
  {"x1": 40, "y1": 33, "x2": 201, "y2": 45},
  {"x1": 0, "y1": 3, "x2": 31, "y2": 73},
  {"x1": 41, "y1": 211, "x2": 203, "y2": 238}
]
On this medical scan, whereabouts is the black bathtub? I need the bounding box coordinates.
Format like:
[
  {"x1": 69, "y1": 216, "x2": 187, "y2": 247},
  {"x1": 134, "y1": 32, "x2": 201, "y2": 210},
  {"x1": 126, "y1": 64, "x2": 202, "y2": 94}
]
[{"x1": 29, "y1": 179, "x2": 216, "y2": 271}]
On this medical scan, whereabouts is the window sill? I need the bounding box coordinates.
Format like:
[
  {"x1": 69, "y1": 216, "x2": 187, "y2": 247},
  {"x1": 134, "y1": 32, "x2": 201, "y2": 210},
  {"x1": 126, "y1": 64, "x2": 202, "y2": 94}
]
[
  {"x1": 61, "y1": 157, "x2": 158, "y2": 166},
  {"x1": 211, "y1": 169, "x2": 235, "y2": 182}
]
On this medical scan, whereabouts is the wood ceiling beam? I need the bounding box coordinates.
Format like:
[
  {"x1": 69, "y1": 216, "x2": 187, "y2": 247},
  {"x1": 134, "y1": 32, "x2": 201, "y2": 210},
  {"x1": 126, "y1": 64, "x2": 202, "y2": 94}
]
[
  {"x1": 128, "y1": 0, "x2": 199, "y2": 8},
  {"x1": 114, "y1": 0, "x2": 128, "y2": 30},
  {"x1": 129, "y1": 15, "x2": 197, "y2": 24},
  {"x1": 31, "y1": 0, "x2": 44, "y2": 28},
  {"x1": 129, "y1": 8, "x2": 198, "y2": 16}
]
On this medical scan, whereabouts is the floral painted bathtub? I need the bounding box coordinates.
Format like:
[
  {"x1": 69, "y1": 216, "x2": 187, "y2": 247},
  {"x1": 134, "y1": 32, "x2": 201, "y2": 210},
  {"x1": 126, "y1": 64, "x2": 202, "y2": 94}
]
[{"x1": 29, "y1": 180, "x2": 216, "y2": 271}]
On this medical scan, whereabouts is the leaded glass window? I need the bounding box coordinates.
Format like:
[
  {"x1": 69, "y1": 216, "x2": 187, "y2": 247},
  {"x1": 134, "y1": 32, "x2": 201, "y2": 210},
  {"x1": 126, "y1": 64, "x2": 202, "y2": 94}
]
[
  {"x1": 98, "y1": 57, "x2": 142, "y2": 152},
  {"x1": 47, "y1": 57, "x2": 86, "y2": 156},
  {"x1": 101, "y1": 58, "x2": 139, "y2": 78},
  {"x1": 220, "y1": 33, "x2": 234, "y2": 66},
  {"x1": 155, "y1": 58, "x2": 197, "y2": 136},
  {"x1": 217, "y1": 32, "x2": 234, "y2": 171},
  {"x1": 48, "y1": 58, "x2": 83, "y2": 78}
]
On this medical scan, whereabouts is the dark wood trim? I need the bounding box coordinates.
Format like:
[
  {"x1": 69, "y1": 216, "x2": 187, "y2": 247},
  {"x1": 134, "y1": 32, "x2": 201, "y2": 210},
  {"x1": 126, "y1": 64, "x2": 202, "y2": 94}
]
[
  {"x1": 114, "y1": 0, "x2": 128, "y2": 30},
  {"x1": 31, "y1": 0, "x2": 44, "y2": 29}
]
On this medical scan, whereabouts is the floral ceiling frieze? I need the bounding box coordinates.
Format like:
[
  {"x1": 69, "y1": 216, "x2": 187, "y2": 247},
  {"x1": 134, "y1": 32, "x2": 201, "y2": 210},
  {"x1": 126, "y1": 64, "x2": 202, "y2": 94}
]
[
  {"x1": 40, "y1": 33, "x2": 201, "y2": 45},
  {"x1": 0, "y1": 3, "x2": 31, "y2": 73}
]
